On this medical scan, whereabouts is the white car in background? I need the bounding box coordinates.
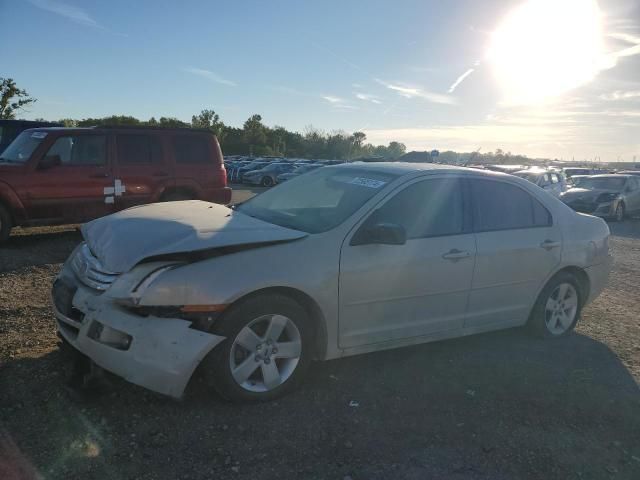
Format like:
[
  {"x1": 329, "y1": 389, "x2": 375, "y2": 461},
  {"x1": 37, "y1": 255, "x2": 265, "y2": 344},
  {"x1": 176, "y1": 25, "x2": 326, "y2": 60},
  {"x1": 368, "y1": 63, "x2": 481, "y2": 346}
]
[
  {"x1": 52, "y1": 164, "x2": 612, "y2": 402},
  {"x1": 514, "y1": 168, "x2": 568, "y2": 197}
]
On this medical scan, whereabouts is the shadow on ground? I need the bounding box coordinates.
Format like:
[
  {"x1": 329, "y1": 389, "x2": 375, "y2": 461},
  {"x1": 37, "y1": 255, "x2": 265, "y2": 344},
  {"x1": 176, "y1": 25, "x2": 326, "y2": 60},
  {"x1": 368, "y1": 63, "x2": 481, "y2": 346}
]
[
  {"x1": 608, "y1": 218, "x2": 640, "y2": 240},
  {"x1": 0, "y1": 227, "x2": 81, "y2": 272},
  {"x1": 2, "y1": 329, "x2": 639, "y2": 480}
]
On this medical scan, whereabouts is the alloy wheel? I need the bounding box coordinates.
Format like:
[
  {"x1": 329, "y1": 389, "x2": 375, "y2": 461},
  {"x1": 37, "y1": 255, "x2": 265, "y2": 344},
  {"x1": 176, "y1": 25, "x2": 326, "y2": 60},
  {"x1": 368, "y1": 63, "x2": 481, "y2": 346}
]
[
  {"x1": 544, "y1": 283, "x2": 579, "y2": 335},
  {"x1": 229, "y1": 314, "x2": 302, "y2": 392}
]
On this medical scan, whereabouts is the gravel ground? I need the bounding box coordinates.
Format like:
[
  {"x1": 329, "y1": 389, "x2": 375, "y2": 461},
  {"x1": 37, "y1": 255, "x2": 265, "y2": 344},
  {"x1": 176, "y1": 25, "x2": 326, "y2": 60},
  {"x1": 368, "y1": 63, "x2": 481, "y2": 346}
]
[{"x1": 1, "y1": 192, "x2": 639, "y2": 480}]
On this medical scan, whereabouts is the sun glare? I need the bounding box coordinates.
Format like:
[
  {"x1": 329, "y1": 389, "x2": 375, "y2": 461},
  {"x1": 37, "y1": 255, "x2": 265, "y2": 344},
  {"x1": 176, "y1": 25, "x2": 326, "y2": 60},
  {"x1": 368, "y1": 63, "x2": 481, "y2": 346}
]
[{"x1": 488, "y1": 0, "x2": 606, "y2": 105}]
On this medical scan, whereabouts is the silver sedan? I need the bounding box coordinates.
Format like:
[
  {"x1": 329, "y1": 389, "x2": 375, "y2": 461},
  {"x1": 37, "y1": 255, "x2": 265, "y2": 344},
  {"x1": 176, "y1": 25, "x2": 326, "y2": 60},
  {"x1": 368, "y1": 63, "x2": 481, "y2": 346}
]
[{"x1": 52, "y1": 163, "x2": 612, "y2": 402}]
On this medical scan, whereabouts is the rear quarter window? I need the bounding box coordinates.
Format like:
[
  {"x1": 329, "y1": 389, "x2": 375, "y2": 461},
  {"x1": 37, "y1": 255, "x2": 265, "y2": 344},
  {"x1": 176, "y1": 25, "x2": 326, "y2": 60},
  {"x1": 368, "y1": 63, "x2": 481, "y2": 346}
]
[{"x1": 172, "y1": 135, "x2": 211, "y2": 164}]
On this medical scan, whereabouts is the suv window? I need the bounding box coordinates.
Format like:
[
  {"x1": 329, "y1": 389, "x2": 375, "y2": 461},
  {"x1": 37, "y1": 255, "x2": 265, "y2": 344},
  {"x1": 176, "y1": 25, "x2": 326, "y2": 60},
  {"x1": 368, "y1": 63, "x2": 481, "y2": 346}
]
[
  {"x1": 470, "y1": 179, "x2": 551, "y2": 232},
  {"x1": 172, "y1": 135, "x2": 210, "y2": 164},
  {"x1": 46, "y1": 135, "x2": 106, "y2": 166},
  {"x1": 370, "y1": 178, "x2": 465, "y2": 238},
  {"x1": 117, "y1": 134, "x2": 161, "y2": 164},
  {"x1": 550, "y1": 173, "x2": 559, "y2": 184}
]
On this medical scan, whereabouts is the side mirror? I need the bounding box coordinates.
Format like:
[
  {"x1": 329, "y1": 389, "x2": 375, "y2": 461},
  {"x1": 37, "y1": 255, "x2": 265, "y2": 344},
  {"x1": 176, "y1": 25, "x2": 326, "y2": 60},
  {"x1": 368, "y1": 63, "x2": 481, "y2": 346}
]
[
  {"x1": 39, "y1": 154, "x2": 61, "y2": 170},
  {"x1": 351, "y1": 222, "x2": 407, "y2": 246}
]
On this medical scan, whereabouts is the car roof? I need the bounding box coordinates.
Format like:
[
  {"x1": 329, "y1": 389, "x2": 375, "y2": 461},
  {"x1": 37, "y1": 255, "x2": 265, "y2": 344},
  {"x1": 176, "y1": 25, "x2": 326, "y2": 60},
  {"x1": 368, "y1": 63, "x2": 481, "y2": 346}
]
[{"x1": 590, "y1": 174, "x2": 631, "y2": 178}]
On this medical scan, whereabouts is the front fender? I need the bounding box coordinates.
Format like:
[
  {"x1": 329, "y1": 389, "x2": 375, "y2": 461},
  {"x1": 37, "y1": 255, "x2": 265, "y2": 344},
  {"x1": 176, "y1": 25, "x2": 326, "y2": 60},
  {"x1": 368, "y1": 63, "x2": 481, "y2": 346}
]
[{"x1": 0, "y1": 180, "x2": 27, "y2": 223}]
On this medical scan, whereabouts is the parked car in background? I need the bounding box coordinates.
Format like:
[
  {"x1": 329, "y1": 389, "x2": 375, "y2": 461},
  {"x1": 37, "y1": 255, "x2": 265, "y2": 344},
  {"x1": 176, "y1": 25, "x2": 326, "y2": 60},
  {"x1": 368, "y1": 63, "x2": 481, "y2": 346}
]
[
  {"x1": 564, "y1": 167, "x2": 595, "y2": 178},
  {"x1": 568, "y1": 175, "x2": 591, "y2": 188},
  {"x1": 513, "y1": 168, "x2": 567, "y2": 197},
  {"x1": 236, "y1": 160, "x2": 270, "y2": 183},
  {"x1": 0, "y1": 119, "x2": 61, "y2": 155},
  {"x1": 617, "y1": 170, "x2": 640, "y2": 176},
  {"x1": 560, "y1": 174, "x2": 640, "y2": 221},
  {"x1": 243, "y1": 162, "x2": 296, "y2": 186},
  {"x1": 276, "y1": 163, "x2": 324, "y2": 182},
  {"x1": 52, "y1": 163, "x2": 612, "y2": 402},
  {"x1": 0, "y1": 126, "x2": 230, "y2": 241}
]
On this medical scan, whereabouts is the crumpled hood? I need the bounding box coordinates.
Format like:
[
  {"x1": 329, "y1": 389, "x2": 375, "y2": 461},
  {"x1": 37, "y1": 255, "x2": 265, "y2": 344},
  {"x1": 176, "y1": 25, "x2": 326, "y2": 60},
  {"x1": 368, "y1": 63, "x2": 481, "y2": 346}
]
[
  {"x1": 81, "y1": 200, "x2": 308, "y2": 273},
  {"x1": 561, "y1": 188, "x2": 620, "y2": 202}
]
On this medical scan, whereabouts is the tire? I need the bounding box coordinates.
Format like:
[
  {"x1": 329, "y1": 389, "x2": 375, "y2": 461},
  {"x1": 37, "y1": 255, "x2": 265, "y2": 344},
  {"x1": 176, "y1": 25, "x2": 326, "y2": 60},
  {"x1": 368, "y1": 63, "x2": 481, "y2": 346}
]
[
  {"x1": 203, "y1": 294, "x2": 313, "y2": 402},
  {"x1": 162, "y1": 191, "x2": 193, "y2": 202},
  {"x1": 261, "y1": 176, "x2": 274, "y2": 187},
  {"x1": 0, "y1": 203, "x2": 12, "y2": 243},
  {"x1": 527, "y1": 272, "x2": 584, "y2": 338},
  {"x1": 613, "y1": 202, "x2": 625, "y2": 222}
]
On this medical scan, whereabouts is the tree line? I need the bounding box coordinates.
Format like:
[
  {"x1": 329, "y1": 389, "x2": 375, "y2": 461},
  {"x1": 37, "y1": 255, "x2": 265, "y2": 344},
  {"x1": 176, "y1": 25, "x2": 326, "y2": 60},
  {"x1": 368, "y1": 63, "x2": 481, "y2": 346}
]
[{"x1": 50, "y1": 111, "x2": 406, "y2": 160}]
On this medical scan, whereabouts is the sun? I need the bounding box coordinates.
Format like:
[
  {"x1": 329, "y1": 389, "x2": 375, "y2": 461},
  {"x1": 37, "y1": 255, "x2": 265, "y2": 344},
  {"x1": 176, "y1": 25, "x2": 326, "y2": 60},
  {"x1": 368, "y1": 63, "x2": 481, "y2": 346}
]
[{"x1": 487, "y1": 0, "x2": 606, "y2": 105}]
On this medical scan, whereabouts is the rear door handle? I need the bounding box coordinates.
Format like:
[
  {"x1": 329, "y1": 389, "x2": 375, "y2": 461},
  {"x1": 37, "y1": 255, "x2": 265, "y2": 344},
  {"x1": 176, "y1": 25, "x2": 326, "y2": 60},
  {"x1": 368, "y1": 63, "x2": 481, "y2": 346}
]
[
  {"x1": 442, "y1": 249, "x2": 471, "y2": 261},
  {"x1": 89, "y1": 172, "x2": 109, "y2": 178},
  {"x1": 540, "y1": 239, "x2": 561, "y2": 250}
]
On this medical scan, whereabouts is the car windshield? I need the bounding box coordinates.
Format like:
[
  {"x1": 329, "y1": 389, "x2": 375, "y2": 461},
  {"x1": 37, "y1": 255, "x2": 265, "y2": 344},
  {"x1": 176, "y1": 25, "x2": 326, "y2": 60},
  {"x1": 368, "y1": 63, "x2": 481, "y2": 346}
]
[
  {"x1": 578, "y1": 177, "x2": 627, "y2": 191},
  {"x1": 0, "y1": 130, "x2": 46, "y2": 163},
  {"x1": 514, "y1": 172, "x2": 541, "y2": 183},
  {"x1": 237, "y1": 167, "x2": 398, "y2": 233}
]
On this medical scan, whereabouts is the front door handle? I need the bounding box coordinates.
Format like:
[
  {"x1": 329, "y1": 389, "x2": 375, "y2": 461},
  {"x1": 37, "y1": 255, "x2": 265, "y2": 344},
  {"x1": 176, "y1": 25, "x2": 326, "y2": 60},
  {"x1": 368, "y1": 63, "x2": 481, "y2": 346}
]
[
  {"x1": 540, "y1": 239, "x2": 561, "y2": 250},
  {"x1": 442, "y1": 249, "x2": 471, "y2": 261}
]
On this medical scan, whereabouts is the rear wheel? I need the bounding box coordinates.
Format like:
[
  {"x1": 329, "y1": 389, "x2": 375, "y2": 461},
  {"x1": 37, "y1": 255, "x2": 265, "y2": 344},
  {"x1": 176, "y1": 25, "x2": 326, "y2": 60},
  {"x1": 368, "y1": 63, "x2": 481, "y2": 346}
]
[
  {"x1": 614, "y1": 202, "x2": 625, "y2": 222},
  {"x1": 0, "y1": 204, "x2": 12, "y2": 243},
  {"x1": 162, "y1": 191, "x2": 194, "y2": 202},
  {"x1": 261, "y1": 176, "x2": 274, "y2": 187},
  {"x1": 203, "y1": 294, "x2": 313, "y2": 402},
  {"x1": 527, "y1": 272, "x2": 583, "y2": 338}
]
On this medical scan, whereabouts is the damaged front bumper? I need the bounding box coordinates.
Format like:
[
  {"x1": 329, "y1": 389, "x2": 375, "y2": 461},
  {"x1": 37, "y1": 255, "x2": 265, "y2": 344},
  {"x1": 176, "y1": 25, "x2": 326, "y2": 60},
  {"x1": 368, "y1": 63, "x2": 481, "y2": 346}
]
[{"x1": 52, "y1": 261, "x2": 225, "y2": 398}]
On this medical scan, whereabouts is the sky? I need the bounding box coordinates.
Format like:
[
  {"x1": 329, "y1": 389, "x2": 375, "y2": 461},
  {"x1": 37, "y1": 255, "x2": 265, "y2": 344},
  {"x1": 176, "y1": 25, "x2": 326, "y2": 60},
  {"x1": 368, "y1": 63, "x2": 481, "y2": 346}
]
[{"x1": 1, "y1": 0, "x2": 640, "y2": 161}]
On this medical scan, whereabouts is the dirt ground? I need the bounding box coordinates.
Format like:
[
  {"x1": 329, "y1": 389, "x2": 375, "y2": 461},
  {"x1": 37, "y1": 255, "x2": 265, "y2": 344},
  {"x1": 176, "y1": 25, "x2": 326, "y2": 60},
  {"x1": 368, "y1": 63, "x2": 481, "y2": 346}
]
[{"x1": 1, "y1": 192, "x2": 639, "y2": 480}]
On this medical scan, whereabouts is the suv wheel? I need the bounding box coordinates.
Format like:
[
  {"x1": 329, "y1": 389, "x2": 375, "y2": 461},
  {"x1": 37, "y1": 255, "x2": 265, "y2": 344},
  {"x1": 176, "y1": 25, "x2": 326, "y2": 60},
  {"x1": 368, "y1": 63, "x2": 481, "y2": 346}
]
[
  {"x1": 527, "y1": 272, "x2": 583, "y2": 338},
  {"x1": 162, "y1": 191, "x2": 193, "y2": 202},
  {"x1": 261, "y1": 176, "x2": 274, "y2": 187},
  {"x1": 203, "y1": 294, "x2": 313, "y2": 402},
  {"x1": 0, "y1": 204, "x2": 12, "y2": 242},
  {"x1": 614, "y1": 202, "x2": 625, "y2": 222}
]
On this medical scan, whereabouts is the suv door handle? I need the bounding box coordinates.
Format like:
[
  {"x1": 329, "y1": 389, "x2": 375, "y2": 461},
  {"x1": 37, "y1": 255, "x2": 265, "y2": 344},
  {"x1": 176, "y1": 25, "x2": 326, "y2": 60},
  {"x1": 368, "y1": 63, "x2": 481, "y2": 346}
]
[
  {"x1": 442, "y1": 249, "x2": 471, "y2": 261},
  {"x1": 89, "y1": 172, "x2": 109, "y2": 178},
  {"x1": 540, "y1": 239, "x2": 561, "y2": 250}
]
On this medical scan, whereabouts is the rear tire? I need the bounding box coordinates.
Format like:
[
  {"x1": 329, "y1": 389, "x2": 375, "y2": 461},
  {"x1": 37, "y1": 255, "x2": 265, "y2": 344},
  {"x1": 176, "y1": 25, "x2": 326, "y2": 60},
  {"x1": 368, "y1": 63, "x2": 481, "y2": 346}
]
[
  {"x1": 613, "y1": 202, "x2": 625, "y2": 222},
  {"x1": 203, "y1": 294, "x2": 313, "y2": 402},
  {"x1": 261, "y1": 176, "x2": 274, "y2": 187},
  {"x1": 527, "y1": 272, "x2": 583, "y2": 338},
  {"x1": 0, "y1": 204, "x2": 12, "y2": 243}
]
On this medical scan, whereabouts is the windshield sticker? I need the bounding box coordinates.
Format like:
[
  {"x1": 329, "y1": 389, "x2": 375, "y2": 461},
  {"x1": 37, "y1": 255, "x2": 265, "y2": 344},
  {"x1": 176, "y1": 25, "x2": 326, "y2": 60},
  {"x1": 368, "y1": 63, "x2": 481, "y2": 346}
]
[
  {"x1": 31, "y1": 132, "x2": 47, "y2": 139},
  {"x1": 348, "y1": 177, "x2": 387, "y2": 188}
]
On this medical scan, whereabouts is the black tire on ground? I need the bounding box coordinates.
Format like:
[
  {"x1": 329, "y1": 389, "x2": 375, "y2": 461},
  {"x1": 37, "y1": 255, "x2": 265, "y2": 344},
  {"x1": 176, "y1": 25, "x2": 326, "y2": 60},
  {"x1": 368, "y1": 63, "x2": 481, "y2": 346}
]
[
  {"x1": 203, "y1": 294, "x2": 313, "y2": 402},
  {"x1": 162, "y1": 191, "x2": 194, "y2": 202},
  {"x1": 0, "y1": 203, "x2": 12, "y2": 243},
  {"x1": 261, "y1": 176, "x2": 274, "y2": 187},
  {"x1": 527, "y1": 271, "x2": 584, "y2": 338},
  {"x1": 613, "y1": 202, "x2": 625, "y2": 222}
]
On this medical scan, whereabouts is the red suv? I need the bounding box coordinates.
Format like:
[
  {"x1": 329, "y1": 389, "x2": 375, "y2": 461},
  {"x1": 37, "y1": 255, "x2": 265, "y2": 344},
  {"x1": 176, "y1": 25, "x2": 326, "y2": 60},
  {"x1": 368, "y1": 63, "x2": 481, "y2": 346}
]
[{"x1": 0, "y1": 126, "x2": 231, "y2": 241}]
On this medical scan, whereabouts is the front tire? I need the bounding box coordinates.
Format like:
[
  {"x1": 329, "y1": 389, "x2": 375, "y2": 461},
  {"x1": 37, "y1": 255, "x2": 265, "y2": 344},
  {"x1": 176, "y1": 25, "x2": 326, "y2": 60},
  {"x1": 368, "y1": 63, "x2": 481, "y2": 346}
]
[
  {"x1": 0, "y1": 204, "x2": 12, "y2": 243},
  {"x1": 261, "y1": 176, "x2": 274, "y2": 187},
  {"x1": 203, "y1": 294, "x2": 313, "y2": 402},
  {"x1": 613, "y1": 202, "x2": 625, "y2": 222},
  {"x1": 527, "y1": 272, "x2": 583, "y2": 338}
]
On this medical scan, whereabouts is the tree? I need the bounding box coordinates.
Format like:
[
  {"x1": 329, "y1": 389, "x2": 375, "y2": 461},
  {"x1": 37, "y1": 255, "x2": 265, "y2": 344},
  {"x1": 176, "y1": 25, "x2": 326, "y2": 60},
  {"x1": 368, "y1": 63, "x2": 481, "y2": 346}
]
[
  {"x1": 0, "y1": 78, "x2": 36, "y2": 119},
  {"x1": 386, "y1": 141, "x2": 406, "y2": 159},
  {"x1": 192, "y1": 109, "x2": 226, "y2": 142},
  {"x1": 243, "y1": 114, "x2": 267, "y2": 154}
]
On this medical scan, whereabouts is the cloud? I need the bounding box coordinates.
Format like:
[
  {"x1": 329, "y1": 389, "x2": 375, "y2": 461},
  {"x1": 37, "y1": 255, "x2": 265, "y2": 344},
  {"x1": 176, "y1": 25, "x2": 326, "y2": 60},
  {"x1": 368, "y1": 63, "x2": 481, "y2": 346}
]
[
  {"x1": 448, "y1": 68, "x2": 475, "y2": 93},
  {"x1": 322, "y1": 96, "x2": 358, "y2": 110},
  {"x1": 322, "y1": 95, "x2": 343, "y2": 104},
  {"x1": 355, "y1": 93, "x2": 382, "y2": 104},
  {"x1": 375, "y1": 79, "x2": 456, "y2": 105},
  {"x1": 600, "y1": 90, "x2": 640, "y2": 101},
  {"x1": 27, "y1": 0, "x2": 126, "y2": 35},
  {"x1": 183, "y1": 67, "x2": 236, "y2": 87}
]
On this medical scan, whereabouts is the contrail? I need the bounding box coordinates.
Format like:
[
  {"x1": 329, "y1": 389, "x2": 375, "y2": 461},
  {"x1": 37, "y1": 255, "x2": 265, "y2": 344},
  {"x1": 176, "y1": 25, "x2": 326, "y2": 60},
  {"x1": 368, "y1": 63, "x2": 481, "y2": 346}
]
[{"x1": 448, "y1": 68, "x2": 475, "y2": 93}]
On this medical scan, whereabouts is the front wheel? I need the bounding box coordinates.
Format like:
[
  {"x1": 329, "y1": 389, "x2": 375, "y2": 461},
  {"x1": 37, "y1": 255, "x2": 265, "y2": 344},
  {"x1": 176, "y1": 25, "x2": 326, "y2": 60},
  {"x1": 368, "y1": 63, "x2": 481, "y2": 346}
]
[
  {"x1": 527, "y1": 272, "x2": 583, "y2": 338},
  {"x1": 613, "y1": 202, "x2": 625, "y2": 222},
  {"x1": 261, "y1": 176, "x2": 274, "y2": 187},
  {"x1": 203, "y1": 294, "x2": 313, "y2": 402},
  {"x1": 0, "y1": 204, "x2": 12, "y2": 243}
]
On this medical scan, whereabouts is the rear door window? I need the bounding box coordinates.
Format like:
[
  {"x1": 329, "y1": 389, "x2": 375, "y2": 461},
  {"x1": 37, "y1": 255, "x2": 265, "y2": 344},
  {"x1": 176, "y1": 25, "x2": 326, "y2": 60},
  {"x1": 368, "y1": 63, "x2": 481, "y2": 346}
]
[
  {"x1": 172, "y1": 135, "x2": 210, "y2": 164},
  {"x1": 116, "y1": 134, "x2": 161, "y2": 164},
  {"x1": 470, "y1": 179, "x2": 551, "y2": 231}
]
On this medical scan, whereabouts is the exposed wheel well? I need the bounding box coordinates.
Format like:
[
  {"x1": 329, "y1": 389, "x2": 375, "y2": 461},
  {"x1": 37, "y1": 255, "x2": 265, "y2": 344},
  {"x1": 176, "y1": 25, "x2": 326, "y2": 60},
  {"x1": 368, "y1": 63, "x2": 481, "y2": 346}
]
[
  {"x1": 226, "y1": 287, "x2": 328, "y2": 360},
  {"x1": 160, "y1": 188, "x2": 198, "y2": 201},
  {"x1": 553, "y1": 266, "x2": 590, "y2": 302}
]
